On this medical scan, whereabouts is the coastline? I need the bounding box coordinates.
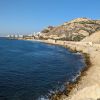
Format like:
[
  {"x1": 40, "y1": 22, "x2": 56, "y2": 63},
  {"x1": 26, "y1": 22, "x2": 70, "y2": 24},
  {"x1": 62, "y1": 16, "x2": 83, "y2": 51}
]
[
  {"x1": 31, "y1": 39, "x2": 100, "y2": 100},
  {"x1": 63, "y1": 43, "x2": 100, "y2": 100}
]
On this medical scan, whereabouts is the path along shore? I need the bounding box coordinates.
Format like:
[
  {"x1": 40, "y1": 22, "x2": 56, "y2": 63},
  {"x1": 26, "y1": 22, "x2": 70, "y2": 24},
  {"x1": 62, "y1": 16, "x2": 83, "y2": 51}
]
[{"x1": 34, "y1": 39, "x2": 100, "y2": 100}]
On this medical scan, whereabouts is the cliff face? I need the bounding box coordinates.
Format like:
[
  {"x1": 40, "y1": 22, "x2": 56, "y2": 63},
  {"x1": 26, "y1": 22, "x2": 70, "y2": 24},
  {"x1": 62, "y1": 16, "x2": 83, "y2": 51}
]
[{"x1": 41, "y1": 18, "x2": 100, "y2": 41}]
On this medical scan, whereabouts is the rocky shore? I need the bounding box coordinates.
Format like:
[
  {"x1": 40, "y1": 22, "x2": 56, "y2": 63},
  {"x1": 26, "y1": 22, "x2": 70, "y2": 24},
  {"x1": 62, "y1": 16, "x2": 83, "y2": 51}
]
[
  {"x1": 63, "y1": 42, "x2": 100, "y2": 100},
  {"x1": 34, "y1": 39, "x2": 100, "y2": 100}
]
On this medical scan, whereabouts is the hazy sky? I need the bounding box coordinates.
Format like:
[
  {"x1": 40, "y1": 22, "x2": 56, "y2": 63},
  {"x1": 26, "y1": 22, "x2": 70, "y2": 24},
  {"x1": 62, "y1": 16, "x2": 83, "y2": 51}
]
[{"x1": 0, "y1": 0, "x2": 100, "y2": 36}]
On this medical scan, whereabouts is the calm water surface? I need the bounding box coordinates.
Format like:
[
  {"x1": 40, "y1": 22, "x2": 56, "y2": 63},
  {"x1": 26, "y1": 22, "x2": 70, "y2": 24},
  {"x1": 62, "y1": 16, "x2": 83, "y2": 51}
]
[{"x1": 0, "y1": 38, "x2": 85, "y2": 100}]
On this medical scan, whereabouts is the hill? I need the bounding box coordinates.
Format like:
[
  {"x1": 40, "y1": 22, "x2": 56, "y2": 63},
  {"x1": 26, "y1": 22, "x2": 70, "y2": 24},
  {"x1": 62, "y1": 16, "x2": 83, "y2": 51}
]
[{"x1": 40, "y1": 18, "x2": 100, "y2": 41}]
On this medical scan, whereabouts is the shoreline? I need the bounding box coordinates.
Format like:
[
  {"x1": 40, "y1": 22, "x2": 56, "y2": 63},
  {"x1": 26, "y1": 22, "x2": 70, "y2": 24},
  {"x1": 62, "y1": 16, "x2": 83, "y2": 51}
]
[
  {"x1": 8, "y1": 38, "x2": 100, "y2": 99},
  {"x1": 62, "y1": 41, "x2": 100, "y2": 100},
  {"x1": 64, "y1": 47, "x2": 100, "y2": 100},
  {"x1": 31, "y1": 39, "x2": 100, "y2": 100},
  {"x1": 49, "y1": 52, "x2": 91, "y2": 100}
]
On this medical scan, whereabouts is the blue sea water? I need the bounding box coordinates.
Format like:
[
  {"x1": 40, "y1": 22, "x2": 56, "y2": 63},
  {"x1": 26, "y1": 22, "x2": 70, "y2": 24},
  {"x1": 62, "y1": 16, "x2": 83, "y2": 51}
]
[{"x1": 0, "y1": 38, "x2": 85, "y2": 100}]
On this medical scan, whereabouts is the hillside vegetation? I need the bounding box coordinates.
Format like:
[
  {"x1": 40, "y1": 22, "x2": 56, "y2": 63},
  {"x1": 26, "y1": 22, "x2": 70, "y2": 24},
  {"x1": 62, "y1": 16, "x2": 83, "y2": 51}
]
[{"x1": 40, "y1": 18, "x2": 100, "y2": 41}]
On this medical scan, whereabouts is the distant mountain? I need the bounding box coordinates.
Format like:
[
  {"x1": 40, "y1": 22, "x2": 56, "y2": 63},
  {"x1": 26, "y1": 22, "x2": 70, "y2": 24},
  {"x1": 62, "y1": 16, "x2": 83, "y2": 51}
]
[{"x1": 40, "y1": 18, "x2": 100, "y2": 41}]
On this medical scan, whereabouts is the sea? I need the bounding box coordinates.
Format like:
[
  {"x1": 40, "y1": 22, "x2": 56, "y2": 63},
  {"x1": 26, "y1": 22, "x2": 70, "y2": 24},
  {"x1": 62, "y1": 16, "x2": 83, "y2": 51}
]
[{"x1": 0, "y1": 38, "x2": 85, "y2": 100}]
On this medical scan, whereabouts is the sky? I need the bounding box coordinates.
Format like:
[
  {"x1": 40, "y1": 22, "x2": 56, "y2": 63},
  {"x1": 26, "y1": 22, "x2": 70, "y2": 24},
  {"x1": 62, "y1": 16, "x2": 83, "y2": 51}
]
[{"x1": 0, "y1": 0, "x2": 100, "y2": 36}]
